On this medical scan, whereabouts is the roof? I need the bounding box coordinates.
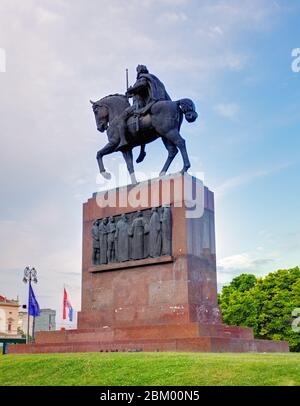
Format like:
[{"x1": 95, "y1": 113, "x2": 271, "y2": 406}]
[
  {"x1": 39, "y1": 308, "x2": 56, "y2": 314},
  {"x1": 0, "y1": 295, "x2": 19, "y2": 305}
]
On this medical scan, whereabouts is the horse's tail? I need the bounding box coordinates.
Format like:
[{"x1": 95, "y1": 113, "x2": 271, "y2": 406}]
[{"x1": 177, "y1": 99, "x2": 198, "y2": 123}]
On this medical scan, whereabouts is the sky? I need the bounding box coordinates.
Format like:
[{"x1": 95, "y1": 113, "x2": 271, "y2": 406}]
[{"x1": 0, "y1": 0, "x2": 299, "y2": 325}]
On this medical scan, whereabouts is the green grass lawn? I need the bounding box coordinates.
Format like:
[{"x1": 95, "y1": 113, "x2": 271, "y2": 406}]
[{"x1": 1, "y1": 352, "x2": 300, "y2": 386}]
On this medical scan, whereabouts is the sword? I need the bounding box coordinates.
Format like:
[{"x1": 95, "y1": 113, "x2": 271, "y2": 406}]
[
  {"x1": 126, "y1": 68, "x2": 129, "y2": 95},
  {"x1": 126, "y1": 68, "x2": 138, "y2": 131}
]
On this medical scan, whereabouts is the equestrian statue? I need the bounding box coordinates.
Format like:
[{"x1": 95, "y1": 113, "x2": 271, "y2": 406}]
[{"x1": 90, "y1": 64, "x2": 198, "y2": 184}]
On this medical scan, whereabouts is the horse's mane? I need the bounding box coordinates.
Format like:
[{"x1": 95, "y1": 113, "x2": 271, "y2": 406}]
[{"x1": 97, "y1": 93, "x2": 127, "y2": 104}]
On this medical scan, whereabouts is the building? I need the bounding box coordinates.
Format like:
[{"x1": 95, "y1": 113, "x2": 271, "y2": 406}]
[
  {"x1": 35, "y1": 309, "x2": 56, "y2": 332},
  {"x1": 18, "y1": 309, "x2": 56, "y2": 336},
  {"x1": 18, "y1": 311, "x2": 33, "y2": 337},
  {"x1": 1, "y1": 293, "x2": 56, "y2": 338},
  {"x1": 0, "y1": 295, "x2": 20, "y2": 337}
]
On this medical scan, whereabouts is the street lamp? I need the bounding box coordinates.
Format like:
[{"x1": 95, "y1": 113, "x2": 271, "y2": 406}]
[{"x1": 23, "y1": 266, "x2": 38, "y2": 344}]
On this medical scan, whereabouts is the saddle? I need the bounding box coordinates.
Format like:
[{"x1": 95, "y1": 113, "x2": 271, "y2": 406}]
[{"x1": 128, "y1": 100, "x2": 157, "y2": 132}]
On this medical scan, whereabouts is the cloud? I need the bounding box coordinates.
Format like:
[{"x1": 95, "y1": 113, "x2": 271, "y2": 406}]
[
  {"x1": 215, "y1": 162, "x2": 293, "y2": 197},
  {"x1": 203, "y1": 0, "x2": 281, "y2": 30},
  {"x1": 217, "y1": 251, "x2": 275, "y2": 286},
  {"x1": 0, "y1": 202, "x2": 82, "y2": 314},
  {"x1": 209, "y1": 25, "x2": 224, "y2": 37},
  {"x1": 218, "y1": 253, "x2": 274, "y2": 272},
  {"x1": 217, "y1": 231, "x2": 300, "y2": 287},
  {"x1": 36, "y1": 6, "x2": 63, "y2": 24},
  {"x1": 214, "y1": 103, "x2": 240, "y2": 119},
  {"x1": 157, "y1": 11, "x2": 188, "y2": 24}
]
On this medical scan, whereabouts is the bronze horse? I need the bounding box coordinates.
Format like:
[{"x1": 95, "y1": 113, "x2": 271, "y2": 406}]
[{"x1": 91, "y1": 94, "x2": 198, "y2": 184}]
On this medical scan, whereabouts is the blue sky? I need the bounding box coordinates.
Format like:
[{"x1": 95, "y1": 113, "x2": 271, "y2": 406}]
[{"x1": 0, "y1": 0, "x2": 299, "y2": 322}]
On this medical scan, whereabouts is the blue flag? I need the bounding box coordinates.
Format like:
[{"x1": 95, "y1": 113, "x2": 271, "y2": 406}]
[
  {"x1": 68, "y1": 306, "x2": 73, "y2": 322},
  {"x1": 29, "y1": 284, "x2": 40, "y2": 317}
]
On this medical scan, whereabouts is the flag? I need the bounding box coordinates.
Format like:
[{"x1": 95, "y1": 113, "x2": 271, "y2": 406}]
[
  {"x1": 63, "y1": 288, "x2": 73, "y2": 322},
  {"x1": 29, "y1": 284, "x2": 40, "y2": 317}
]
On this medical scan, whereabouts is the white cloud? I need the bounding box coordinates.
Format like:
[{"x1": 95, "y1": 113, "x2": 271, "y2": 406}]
[
  {"x1": 36, "y1": 6, "x2": 63, "y2": 24},
  {"x1": 204, "y1": 0, "x2": 280, "y2": 30},
  {"x1": 214, "y1": 103, "x2": 240, "y2": 119},
  {"x1": 215, "y1": 162, "x2": 293, "y2": 197},
  {"x1": 217, "y1": 251, "x2": 275, "y2": 286},
  {"x1": 157, "y1": 11, "x2": 188, "y2": 24},
  {"x1": 224, "y1": 54, "x2": 247, "y2": 71},
  {"x1": 209, "y1": 25, "x2": 224, "y2": 37},
  {"x1": 218, "y1": 253, "x2": 273, "y2": 272},
  {"x1": 0, "y1": 204, "x2": 82, "y2": 315},
  {"x1": 217, "y1": 230, "x2": 300, "y2": 287}
]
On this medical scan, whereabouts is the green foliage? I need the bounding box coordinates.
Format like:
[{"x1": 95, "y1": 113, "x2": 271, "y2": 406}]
[
  {"x1": 1, "y1": 353, "x2": 300, "y2": 386},
  {"x1": 219, "y1": 267, "x2": 300, "y2": 351},
  {"x1": 17, "y1": 328, "x2": 26, "y2": 339}
]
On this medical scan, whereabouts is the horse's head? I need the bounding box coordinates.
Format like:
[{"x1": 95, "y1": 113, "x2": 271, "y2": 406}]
[
  {"x1": 90, "y1": 100, "x2": 109, "y2": 133},
  {"x1": 90, "y1": 94, "x2": 130, "y2": 133}
]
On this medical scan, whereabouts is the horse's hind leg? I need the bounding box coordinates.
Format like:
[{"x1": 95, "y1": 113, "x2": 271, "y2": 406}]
[
  {"x1": 159, "y1": 138, "x2": 178, "y2": 176},
  {"x1": 136, "y1": 144, "x2": 146, "y2": 163},
  {"x1": 122, "y1": 149, "x2": 137, "y2": 184},
  {"x1": 96, "y1": 142, "x2": 116, "y2": 180},
  {"x1": 163, "y1": 130, "x2": 191, "y2": 174}
]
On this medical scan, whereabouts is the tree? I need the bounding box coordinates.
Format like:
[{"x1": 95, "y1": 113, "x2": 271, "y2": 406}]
[{"x1": 218, "y1": 267, "x2": 300, "y2": 351}]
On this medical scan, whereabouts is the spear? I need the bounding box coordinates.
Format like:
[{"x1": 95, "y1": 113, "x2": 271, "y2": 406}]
[
  {"x1": 125, "y1": 68, "x2": 129, "y2": 101},
  {"x1": 126, "y1": 68, "x2": 129, "y2": 92}
]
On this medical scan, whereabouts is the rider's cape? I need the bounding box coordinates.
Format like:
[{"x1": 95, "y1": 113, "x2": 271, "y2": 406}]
[{"x1": 139, "y1": 73, "x2": 171, "y2": 102}]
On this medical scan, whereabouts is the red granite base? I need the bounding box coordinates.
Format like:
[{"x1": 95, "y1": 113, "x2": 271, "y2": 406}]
[{"x1": 8, "y1": 322, "x2": 289, "y2": 354}]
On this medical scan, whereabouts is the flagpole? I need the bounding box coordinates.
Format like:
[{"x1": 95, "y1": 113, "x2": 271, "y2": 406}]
[
  {"x1": 27, "y1": 279, "x2": 31, "y2": 344},
  {"x1": 23, "y1": 266, "x2": 38, "y2": 344},
  {"x1": 63, "y1": 284, "x2": 66, "y2": 328},
  {"x1": 32, "y1": 314, "x2": 36, "y2": 343}
]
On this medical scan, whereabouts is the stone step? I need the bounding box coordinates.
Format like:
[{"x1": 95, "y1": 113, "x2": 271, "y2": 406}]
[
  {"x1": 9, "y1": 336, "x2": 288, "y2": 354},
  {"x1": 35, "y1": 323, "x2": 253, "y2": 345}
]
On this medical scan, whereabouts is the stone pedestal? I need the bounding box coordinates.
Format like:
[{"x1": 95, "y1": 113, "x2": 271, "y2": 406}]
[
  {"x1": 79, "y1": 174, "x2": 219, "y2": 329},
  {"x1": 10, "y1": 174, "x2": 289, "y2": 354}
]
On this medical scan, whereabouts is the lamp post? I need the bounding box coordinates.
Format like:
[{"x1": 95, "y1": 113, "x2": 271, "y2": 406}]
[{"x1": 23, "y1": 266, "x2": 38, "y2": 344}]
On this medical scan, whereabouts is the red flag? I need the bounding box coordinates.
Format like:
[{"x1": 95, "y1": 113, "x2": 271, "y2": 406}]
[
  {"x1": 63, "y1": 288, "x2": 74, "y2": 322},
  {"x1": 63, "y1": 288, "x2": 67, "y2": 320}
]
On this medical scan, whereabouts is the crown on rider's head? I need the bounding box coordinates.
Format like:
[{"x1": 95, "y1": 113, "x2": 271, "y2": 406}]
[{"x1": 136, "y1": 64, "x2": 149, "y2": 74}]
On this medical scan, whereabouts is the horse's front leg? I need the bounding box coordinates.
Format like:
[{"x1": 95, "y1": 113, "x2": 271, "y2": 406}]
[
  {"x1": 163, "y1": 130, "x2": 191, "y2": 174},
  {"x1": 96, "y1": 142, "x2": 117, "y2": 180},
  {"x1": 159, "y1": 138, "x2": 178, "y2": 176},
  {"x1": 122, "y1": 149, "x2": 137, "y2": 184}
]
